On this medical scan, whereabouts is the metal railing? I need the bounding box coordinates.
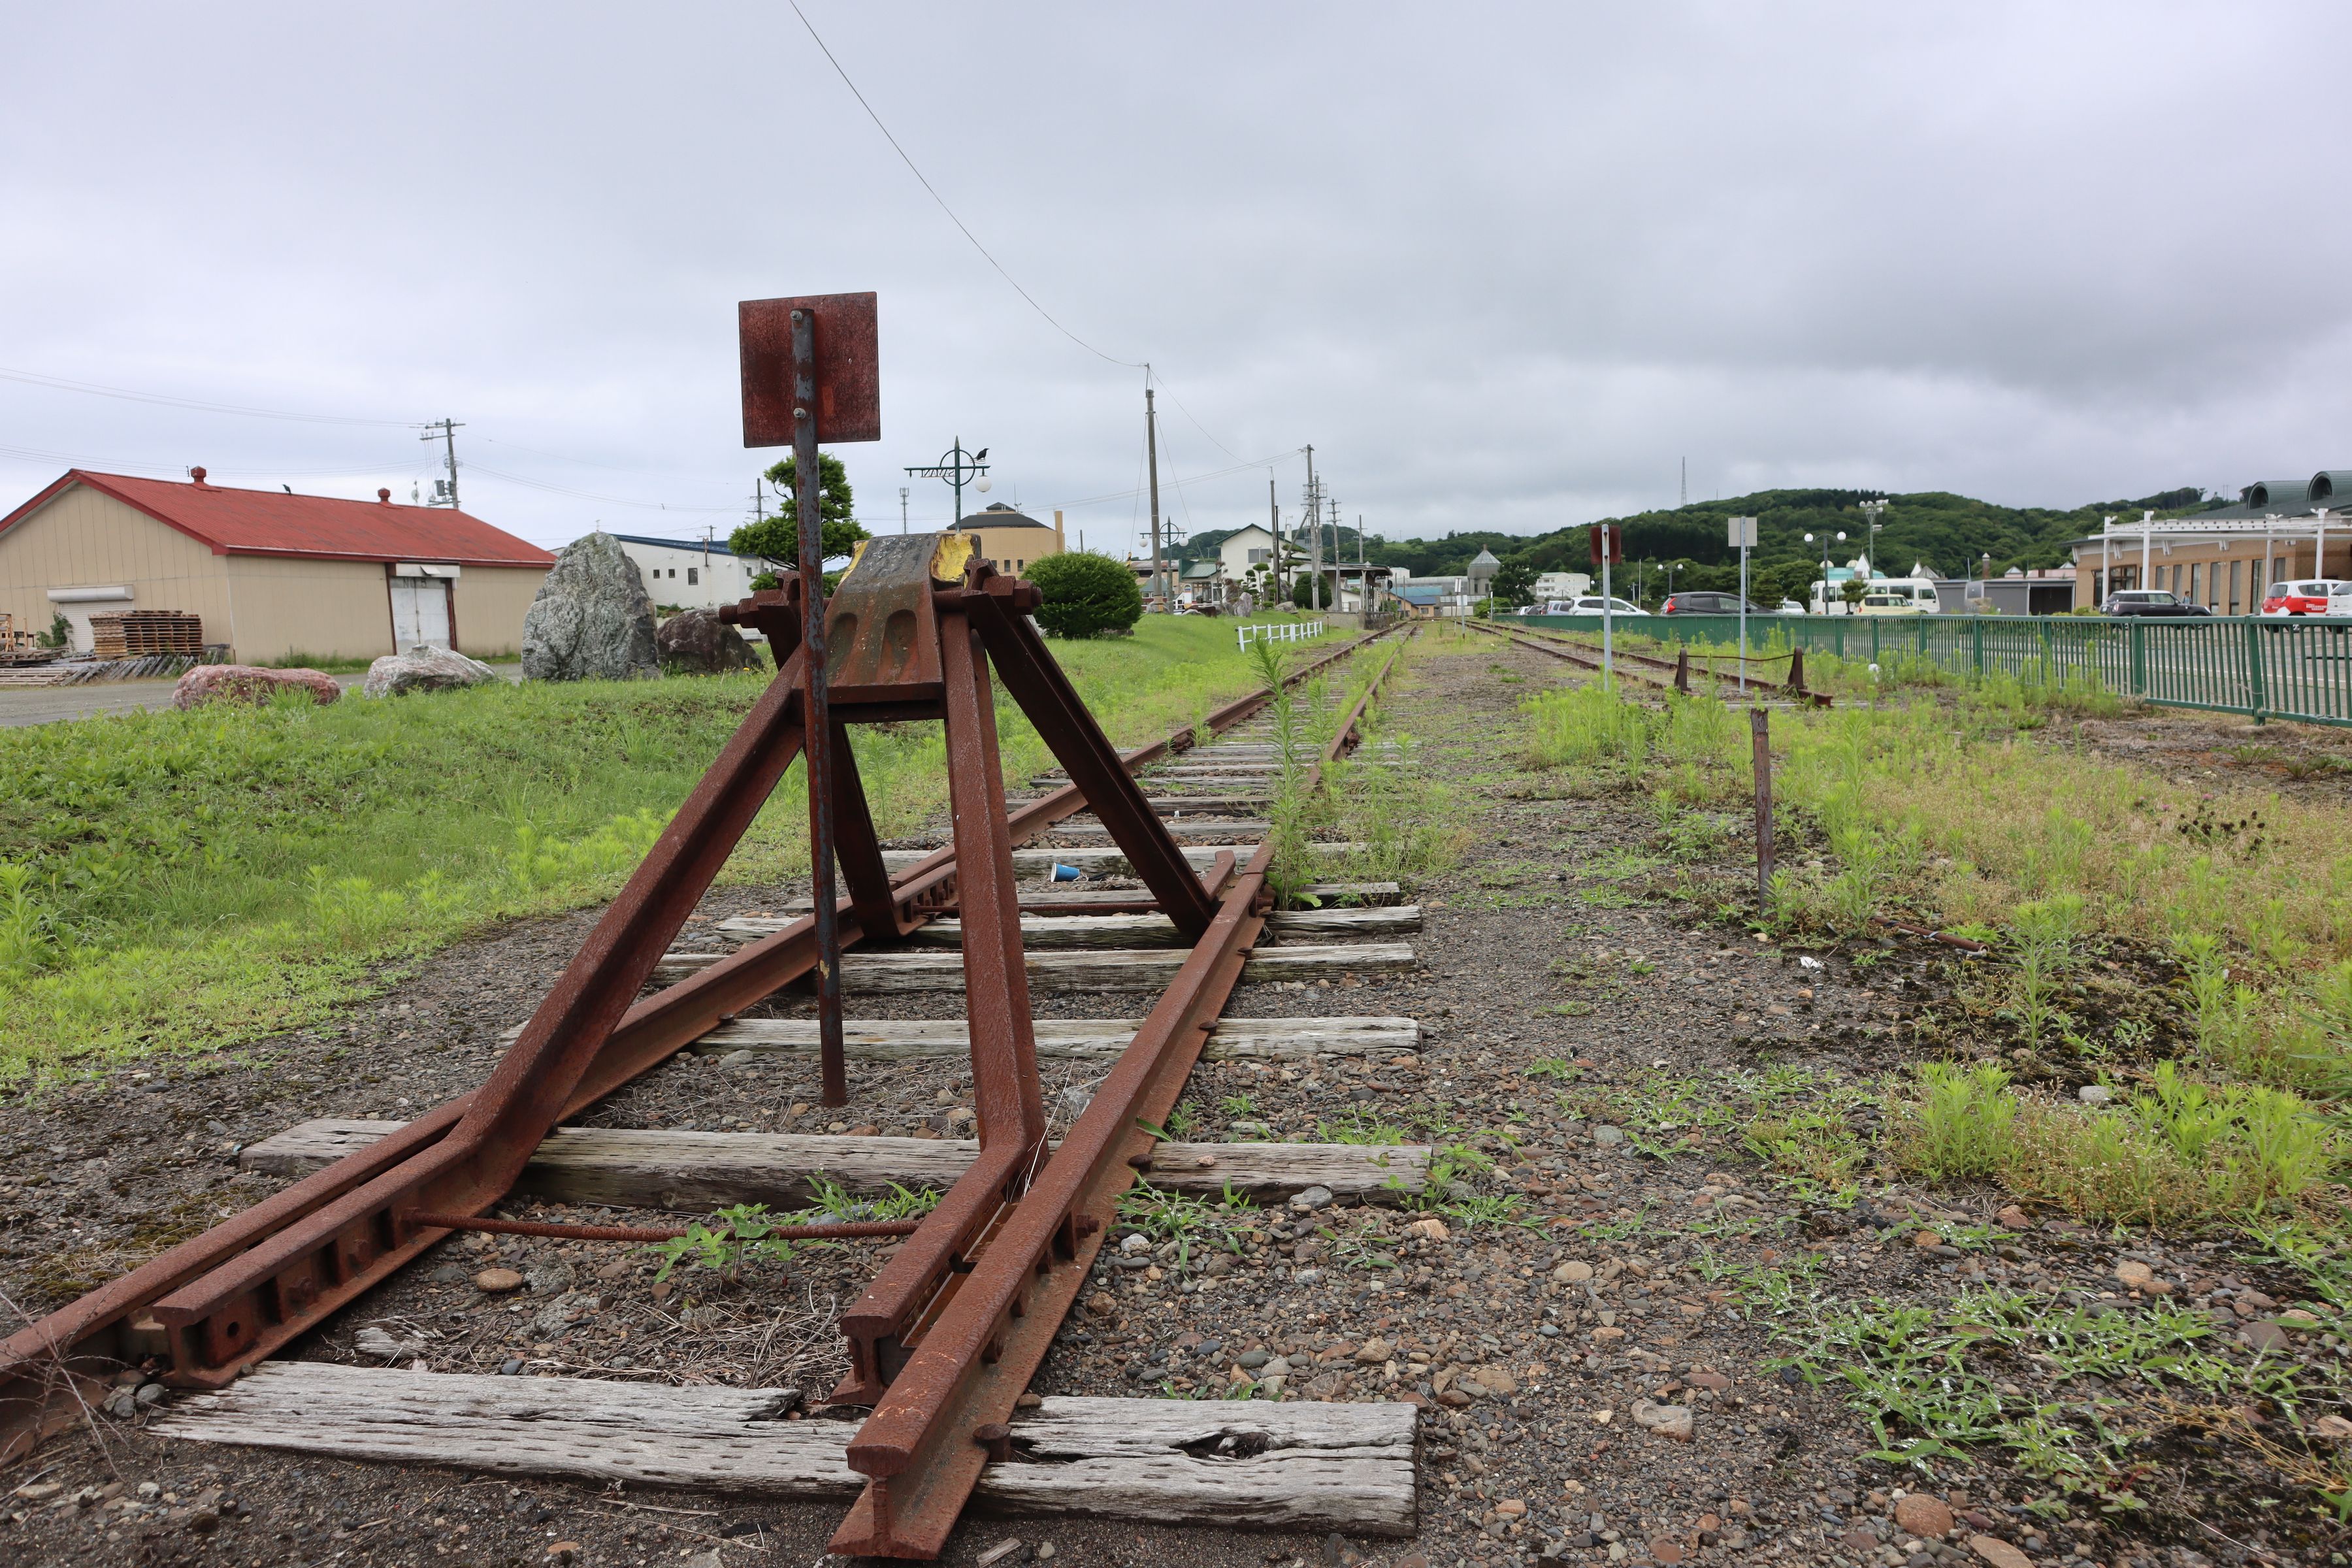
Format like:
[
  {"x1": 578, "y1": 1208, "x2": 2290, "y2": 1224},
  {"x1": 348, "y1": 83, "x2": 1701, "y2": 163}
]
[
  {"x1": 1237, "y1": 617, "x2": 1326, "y2": 649},
  {"x1": 1514, "y1": 612, "x2": 2352, "y2": 727}
]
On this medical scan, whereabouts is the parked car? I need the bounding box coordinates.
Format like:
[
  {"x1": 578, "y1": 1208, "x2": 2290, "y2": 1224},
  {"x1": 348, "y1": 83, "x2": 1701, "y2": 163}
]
[
  {"x1": 1775, "y1": 598, "x2": 1806, "y2": 615},
  {"x1": 1560, "y1": 595, "x2": 1648, "y2": 616},
  {"x1": 1854, "y1": 581, "x2": 1941, "y2": 615},
  {"x1": 2101, "y1": 589, "x2": 2212, "y2": 617},
  {"x1": 2261, "y1": 579, "x2": 2352, "y2": 616},
  {"x1": 1659, "y1": 591, "x2": 1768, "y2": 615}
]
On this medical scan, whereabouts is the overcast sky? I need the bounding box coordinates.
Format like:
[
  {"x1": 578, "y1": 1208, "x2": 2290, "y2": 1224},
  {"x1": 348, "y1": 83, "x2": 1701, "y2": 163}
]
[{"x1": 5, "y1": 3, "x2": 2345, "y2": 553}]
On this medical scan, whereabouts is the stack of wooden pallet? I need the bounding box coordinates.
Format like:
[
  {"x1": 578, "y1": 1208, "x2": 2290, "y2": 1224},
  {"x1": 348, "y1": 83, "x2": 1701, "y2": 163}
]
[{"x1": 88, "y1": 610, "x2": 205, "y2": 660}]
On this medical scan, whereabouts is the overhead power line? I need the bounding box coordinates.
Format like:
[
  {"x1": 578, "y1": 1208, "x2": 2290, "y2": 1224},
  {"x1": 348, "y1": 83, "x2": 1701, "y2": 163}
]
[
  {"x1": 0, "y1": 366, "x2": 411, "y2": 427},
  {"x1": 789, "y1": 2, "x2": 1144, "y2": 372},
  {"x1": 1052, "y1": 447, "x2": 1305, "y2": 512}
]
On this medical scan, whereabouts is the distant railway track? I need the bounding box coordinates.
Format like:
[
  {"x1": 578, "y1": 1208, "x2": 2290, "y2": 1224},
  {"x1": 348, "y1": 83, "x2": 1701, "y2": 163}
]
[{"x1": 1466, "y1": 617, "x2": 1831, "y2": 706}]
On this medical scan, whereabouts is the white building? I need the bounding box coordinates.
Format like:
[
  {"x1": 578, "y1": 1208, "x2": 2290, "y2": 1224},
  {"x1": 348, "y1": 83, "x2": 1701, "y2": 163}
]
[
  {"x1": 1532, "y1": 570, "x2": 1592, "y2": 602},
  {"x1": 612, "y1": 534, "x2": 764, "y2": 612}
]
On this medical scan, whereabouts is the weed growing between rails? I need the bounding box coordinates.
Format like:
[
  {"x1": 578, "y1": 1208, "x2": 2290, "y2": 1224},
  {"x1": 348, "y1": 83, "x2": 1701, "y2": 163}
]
[
  {"x1": 1322, "y1": 638, "x2": 1469, "y2": 890},
  {"x1": 0, "y1": 616, "x2": 1279, "y2": 1083}
]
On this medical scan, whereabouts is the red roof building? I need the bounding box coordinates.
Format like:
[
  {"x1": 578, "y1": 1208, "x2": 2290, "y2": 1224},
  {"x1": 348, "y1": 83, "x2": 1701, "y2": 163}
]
[{"x1": 0, "y1": 468, "x2": 555, "y2": 662}]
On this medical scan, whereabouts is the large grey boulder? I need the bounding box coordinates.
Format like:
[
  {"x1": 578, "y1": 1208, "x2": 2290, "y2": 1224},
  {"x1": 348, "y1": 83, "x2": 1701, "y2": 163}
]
[
  {"x1": 655, "y1": 609, "x2": 763, "y2": 674},
  {"x1": 521, "y1": 532, "x2": 659, "y2": 681},
  {"x1": 362, "y1": 644, "x2": 497, "y2": 697}
]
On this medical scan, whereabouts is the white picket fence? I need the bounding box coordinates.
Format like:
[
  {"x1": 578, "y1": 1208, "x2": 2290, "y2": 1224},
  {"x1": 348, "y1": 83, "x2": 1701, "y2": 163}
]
[{"x1": 1237, "y1": 619, "x2": 1327, "y2": 650}]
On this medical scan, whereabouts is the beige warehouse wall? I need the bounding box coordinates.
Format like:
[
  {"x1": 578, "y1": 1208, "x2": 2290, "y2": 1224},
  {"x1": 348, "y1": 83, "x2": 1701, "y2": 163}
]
[
  {"x1": 223, "y1": 556, "x2": 397, "y2": 662},
  {"x1": 452, "y1": 566, "x2": 546, "y2": 657},
  {"x1": 0, "y1": 486, "x2": 231, "y2": 649}
]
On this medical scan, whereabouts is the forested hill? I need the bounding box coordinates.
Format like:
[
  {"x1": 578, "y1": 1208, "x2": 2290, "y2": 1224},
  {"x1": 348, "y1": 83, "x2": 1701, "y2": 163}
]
[{"x1": 1347, "y1": 485, "x2": 2206, "y2": 603}]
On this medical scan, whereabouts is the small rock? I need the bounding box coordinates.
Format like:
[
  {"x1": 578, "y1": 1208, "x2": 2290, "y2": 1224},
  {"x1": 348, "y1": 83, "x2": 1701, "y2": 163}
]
[
  {"x1": 1911, "y1": 1230, "x2": 1942, "y2": 1249},
  {"x1": 546, "y1": 1541, "x2": 582, "y2": 1563},
  {"x1": 1404, "y1": 1217, "x2": 1450, "y2": 1241},
  {"x1": 13, "y1": 1482, "x2": 62, "y2": 1500},
  {"x1": 500, "y1": 1358, "x2": 525, "y2": 1375},
  {"x1": 526, "y1": 1256, "x2": 578, "y2": 1294},
  {"x1": 2114, "y1": 1259, "x2": 2153, "y2": 1288},
  {"x1": 354, "y1": 1325, "x2": 421, "y2": 1359},
  {"x1": 1550, "y1": 1260, "x2": 1594, "y2": 1284},
  {"x1": 172, "y1": 663, "x2": 340, "y2": 710},
  {"x1": 1355, "y1": 1337, "x2": 1393, "y2": 1365},
  {"x1": 1120, "y1": 1233, "x2": 1151, "y2": 1255},
  {"x1": 1290, "y1": 1185, "x2": 1335, "y2": 1213},
  {"x1": 2242, "y1": 1320, "x2": 2291, "y2": 1352},
  {"x1": 975, "y1": 1537, "x2": 1030, "y2": 1568},
  {"x1": 1967, "y1": 1535, "x2": 2031, "y2": 1568},
  {"x1": 1629, "y1": 1399, "x2": 1693, "y2": 1441},
  {"x1": 2078, "y1": 1084, "x2": 2113, "y2": 1105},
  {"x1": 1649, "y1": 1541, "x2": 1687, "y2": 1565},
  {"x1": 133, "y1": 1382, "x2": 167, "y2": 1409},
  {"x1": 1591, "y1": 1126, "x2": 1627, "y2": 1146},
  {"x1": 1495, "y1": 1499, "x2": 1526, "y2": 1518},
  {"x1": 1034, "y1": 1546, "x2": 1056, "y2": 1561},
  {"x1": 1892, "y1": 1494, "x2": 1954, "y2": 1537},
  {"x1": 2311, "y1": 1414, "x2": 2352, "y2": 1441},
  {"x1": 361, "y1": 644, "x2": 497, "y2": 698},
  {"x1": 475, "y1": 1267, "x2": 526, "y2": 1294},
  {"x1": 720, "y1": 1049, "x2": 758, "y2": 1068},
  {"x1": 1477, "y1": 1366, "x2": 1519, "y2": 1396},
  {"x1": 1995, "y1": 1204, "x2": 2029, "y2": 1229},
  {"x1": 1085, "y1": 1292, "x2": 1119, "y2": 1317}
]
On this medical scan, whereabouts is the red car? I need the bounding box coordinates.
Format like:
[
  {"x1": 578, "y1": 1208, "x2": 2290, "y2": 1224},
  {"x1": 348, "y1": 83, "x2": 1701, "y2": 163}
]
[{"x1": 2261, "y1": 579, "x2": 2352, "y2": 615}]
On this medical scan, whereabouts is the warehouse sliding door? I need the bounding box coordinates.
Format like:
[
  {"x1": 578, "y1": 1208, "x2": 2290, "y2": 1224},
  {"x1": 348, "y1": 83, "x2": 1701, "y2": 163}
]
[{"x1": 389, "y1": 575, "x2": 453, "y2": 652}]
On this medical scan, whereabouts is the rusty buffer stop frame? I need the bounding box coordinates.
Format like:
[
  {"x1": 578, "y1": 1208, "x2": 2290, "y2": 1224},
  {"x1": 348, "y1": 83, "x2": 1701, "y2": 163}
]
[{"x1": 0, "y1": 292, "x2": 1303, "y2": 1561}]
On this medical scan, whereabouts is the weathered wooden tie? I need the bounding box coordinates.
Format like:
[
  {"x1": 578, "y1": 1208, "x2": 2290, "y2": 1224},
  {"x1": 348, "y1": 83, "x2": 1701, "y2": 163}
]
[
  {"x1": 239, "y1": 1124, "x2": 1432, "y2": 1207},
  {"x1": 154, "y1": 1365, "x2": 1419, "y2": 1535},
  {"x1": 652, "y1": 942, "x2": 1418, "y2": 990},
  {"x1": 714, "y1": 905, "x2": 1420, "y2": 948}
]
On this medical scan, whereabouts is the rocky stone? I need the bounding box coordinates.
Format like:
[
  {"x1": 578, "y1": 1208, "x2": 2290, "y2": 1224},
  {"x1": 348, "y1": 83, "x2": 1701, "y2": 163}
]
[
  {"x1": 1648, "y1": 1541, "x2": 1686, "y2": 1564},
  {"x1": 1630, "y1": 1399, "x2": 1693, "y2": 1441},
  {"x1": 1084, "y1": 1292, "x2": 1118, "y2": 1316},
  {"x1": 2242, "y1": 1320, "x2": 2291, "y2": 1352},
  {"x1": 1476, "y1": 1365, "x2": 1518, "y2": 1396},
  {"x1": 355, "y1": 1324, "x2": 423, "y2": 1359},
  {"x1": 1967, "y1": 1535, "x2": 2030, "y2": 1568},
  {"x1": 172, "y1": 664, "x2": 340, "y2": 710},
  {"x1": 1892, "y1": 1495, "x2": 1954, "y2": 1538},
  {"x1": 1911, "y1": 1229, "x2": 1943, "y2": 1249},
  {"x1": 1354, "y1": 1336, "x2": 1393, "y2": 1365},
  {"x1": 975, "y1": 1538, "x2": 1029, "y2": 1568},
  {"x1": 1289, "y1": 1184, "x2": 1335, "y2": 1213},
  {"x1": 2077, "y1": 1083, "x2": 2114, "y2": 1105},
  {"x1": 474, "y1": 1267, "x2": 525, "y2": 1294},
  {"x1": 134, "y1": 1381, "x2": 167, "y2": 1409},
  {"x1": 656, "y1": 609, "x2": 763, "y2": 674},
  {"x1": 1551, "y1": 1260, "x2": 1595, "y2": 1283},
  {"x1": 1404, "y1": 1217, "x2": 1450, "y2": 1241},
  {"x1": 521, "y1": 532, "x2": 659, "y2": 681},
  {"x1": 361, "y1": 644, "x2": 497, "y2": 697},
  {"x1": 2114, "y1": 1259, "x2": 2153, "y2": 1288},
  {"x1": 527, "y1": 1255, "x2": 578, "y2": 1294},
  {"x1": 1995, "y1": 1205, "x2": 2030, "y2": 1229},
  {"x1": 1591, "y1": 1126, "x2": 1627, "y2": 1145}
]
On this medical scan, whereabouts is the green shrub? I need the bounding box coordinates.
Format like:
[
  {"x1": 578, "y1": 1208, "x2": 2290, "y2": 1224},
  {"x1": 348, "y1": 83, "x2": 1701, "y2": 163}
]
[{"x1": 1030, "y1": 550, "x2": 1144, "y2": 638}]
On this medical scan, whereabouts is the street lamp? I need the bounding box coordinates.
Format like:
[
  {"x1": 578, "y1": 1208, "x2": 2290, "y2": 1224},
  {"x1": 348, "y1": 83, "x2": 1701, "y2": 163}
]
[
  {"x1": 1857, "y1": 498, "x2": 1888, "y2": 578},
  {"x1": 1803, "y1": 531, "x2": 1848, "y2": 614},
  {"x1": 905, "y1": 439, "x2": 990, "y2": 534}
]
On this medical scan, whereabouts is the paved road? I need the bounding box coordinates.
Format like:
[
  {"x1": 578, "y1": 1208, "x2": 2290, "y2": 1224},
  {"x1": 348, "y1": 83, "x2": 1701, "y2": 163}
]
[{"x1": 0, "y1": 665, "x2": 526, "y2": 728}]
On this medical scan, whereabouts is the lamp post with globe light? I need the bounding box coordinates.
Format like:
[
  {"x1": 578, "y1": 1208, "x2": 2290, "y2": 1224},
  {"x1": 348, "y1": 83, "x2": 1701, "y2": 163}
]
[
  {"x1": 1804, "y1": 531, "x2": 1848, "y2": 614},
  {"x1": 905, "y1": 440, "x2": 991, "y2": 533}
]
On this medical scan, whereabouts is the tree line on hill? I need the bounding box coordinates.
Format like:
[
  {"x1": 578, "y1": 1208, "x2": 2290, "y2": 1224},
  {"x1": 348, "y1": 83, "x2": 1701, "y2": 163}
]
[{"x1": 1186, "y1": 485, "x2": 2206, "y2": 607}]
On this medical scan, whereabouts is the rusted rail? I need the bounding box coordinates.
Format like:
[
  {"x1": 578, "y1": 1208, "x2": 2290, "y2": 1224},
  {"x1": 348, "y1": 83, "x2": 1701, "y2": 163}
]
[{"x1": 1468, "y1": 618, "x2": 1830, "y2": 706}]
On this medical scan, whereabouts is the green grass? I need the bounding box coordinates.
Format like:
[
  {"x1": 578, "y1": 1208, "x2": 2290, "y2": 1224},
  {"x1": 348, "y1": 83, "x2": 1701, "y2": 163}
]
[{"x1": 0, "y1": 617, "x2": 1279, "y2": 1083}]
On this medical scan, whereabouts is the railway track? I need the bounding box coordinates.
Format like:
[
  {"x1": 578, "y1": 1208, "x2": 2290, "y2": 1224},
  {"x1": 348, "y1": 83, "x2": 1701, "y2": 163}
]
[
  {"x1": 1466, "y1": 617, "x2": 1831, "y2": 706},
  {"x1": 0, "y1": 546, "x2": 1424, "y2": 1556}
]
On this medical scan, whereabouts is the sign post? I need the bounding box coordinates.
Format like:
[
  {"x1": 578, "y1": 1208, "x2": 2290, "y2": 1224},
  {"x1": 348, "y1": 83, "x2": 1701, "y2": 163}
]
[
  {"x1": 1590, "y1": 523, "x2": 1624, "y2": 687},
  {"x1": 740, "y1": 291, "x2": 881, "y2": 1107},
  {"x1": 1729, "y1": 515, "x2": 1759, "y2": 697}
]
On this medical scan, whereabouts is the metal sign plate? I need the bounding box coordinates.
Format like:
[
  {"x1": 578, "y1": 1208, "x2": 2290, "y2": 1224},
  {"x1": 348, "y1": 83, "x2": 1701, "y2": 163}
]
[
  {"x1": 1728, "y1": 515, "x2": 1759, "y2": 548},
  {"x1": 740, "y1": 293, "x2": 881, "y2": 446}
]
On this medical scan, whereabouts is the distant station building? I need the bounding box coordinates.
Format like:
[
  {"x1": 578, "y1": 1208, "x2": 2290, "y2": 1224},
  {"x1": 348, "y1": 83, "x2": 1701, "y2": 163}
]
[
  {"x1": 611, "y1": 534, "x2": 764, "y2": 612},
  {"x1": 2070, "y1": 470, "x2": 2352, "y2": 613},
  {"x1": 953, "y1": 503, "x2": 1065, "y2": 576},
  {"x1": 0, "y1": 468, "x2": 553, "y2": 661}
]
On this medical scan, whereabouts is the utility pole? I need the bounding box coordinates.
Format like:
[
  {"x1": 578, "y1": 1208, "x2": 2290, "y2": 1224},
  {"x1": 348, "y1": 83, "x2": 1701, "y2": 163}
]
[
  {"x1": 419, "y1": 418, "x2": 464, "y2": 508},
  {"x1": 1328, "y1": 496, "x2": 1342, "y2": 610},
  {"x1": 899, "y1": 486, "x2": 909, "y2": 535},
  {"x1": 1146, "y1": 385, "x2": 1165, "y2": 610},
  {"x1": 1680, "y1": 457, "x2": 1686, "y2": 508},
  {"x1": 1269, "y1": 476, "x2": 1284, "y2": 608},
  {"x1": 1303, "y1": 444, "x2": 1318, "y2": 612}
]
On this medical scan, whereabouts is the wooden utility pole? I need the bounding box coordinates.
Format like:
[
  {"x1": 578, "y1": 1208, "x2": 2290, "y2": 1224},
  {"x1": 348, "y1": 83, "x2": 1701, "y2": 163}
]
[
  {"x1": 1269, "y1": 476, "x2": 1283, "y2": 606},
  {"x1": 1303, "y1": 444, "x2": 1319, "y2": 611},
  {"x1": 1146, "y1": 385, "x2": 1165, "y2": 610}
]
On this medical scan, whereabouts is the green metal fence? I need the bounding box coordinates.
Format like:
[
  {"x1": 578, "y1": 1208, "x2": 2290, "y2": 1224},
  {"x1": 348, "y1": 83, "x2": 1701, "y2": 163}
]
[{"x1": 1511, "y1": 612, "x2": 2352, "y2": 727}]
